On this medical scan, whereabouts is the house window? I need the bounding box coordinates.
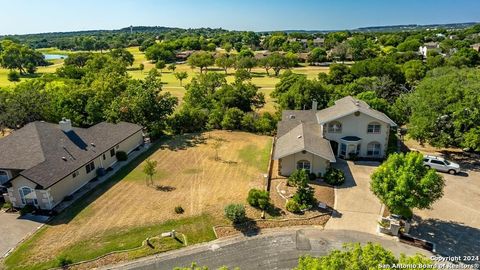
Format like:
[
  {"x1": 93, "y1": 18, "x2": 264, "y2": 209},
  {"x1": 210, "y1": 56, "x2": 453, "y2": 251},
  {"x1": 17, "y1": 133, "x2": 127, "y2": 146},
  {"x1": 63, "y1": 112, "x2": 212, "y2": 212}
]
[
  {"x1": 0, "y1": 170, "x2": 9, "y2": 183},
  {"x1": 72, "y1": 170, "x2": 79, "y2": 178},
  {"x1": 110, "y1": 148, "x2": 116, "y2": 157},
  {"x1": 19, "y1": 186, "x2": 37, "y2": 206},
  {"x1": 85, "y1": 161, "x2": 95, "y2": 174},
  {"x1": 102, "y1": 154, "x2": 106, "y2": 160},
  {"x1": 328, "y1": 121, "x2": 342, "y2": 133},
  {"x1": 297, "y1": 160, "x2": 311, "y2": 173},
  {"x1": 367, "y1": 122, "x2": 381, "y2": 134},
  {"x1": 367, "y1": 142, "x2": 381, "y2": 156}
]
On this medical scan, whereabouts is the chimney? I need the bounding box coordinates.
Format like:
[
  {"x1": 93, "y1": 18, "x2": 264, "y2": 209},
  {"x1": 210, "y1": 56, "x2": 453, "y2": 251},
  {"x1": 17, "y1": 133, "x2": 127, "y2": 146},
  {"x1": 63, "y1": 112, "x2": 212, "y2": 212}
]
[
  {"x1": 59, "y1": 118, "x2": 72, "y2": 132},
  {"x1": 312, "y1": 99, "x2": 318, "y2": 111}
]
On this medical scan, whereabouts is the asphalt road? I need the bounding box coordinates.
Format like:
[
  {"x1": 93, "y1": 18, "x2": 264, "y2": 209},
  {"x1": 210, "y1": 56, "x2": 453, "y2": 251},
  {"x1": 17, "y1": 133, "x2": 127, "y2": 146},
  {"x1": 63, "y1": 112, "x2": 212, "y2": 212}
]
[{"x1": 105, "y1": 229, "x2": 431, "y2": 270}]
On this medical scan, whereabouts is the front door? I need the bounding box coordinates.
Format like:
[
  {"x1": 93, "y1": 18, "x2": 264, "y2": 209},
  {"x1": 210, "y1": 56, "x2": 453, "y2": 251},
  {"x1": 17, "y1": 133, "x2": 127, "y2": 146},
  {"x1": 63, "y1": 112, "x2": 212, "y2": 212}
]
[{"x1": 339, "y1": 143, "x2": 347, "y2": 159}]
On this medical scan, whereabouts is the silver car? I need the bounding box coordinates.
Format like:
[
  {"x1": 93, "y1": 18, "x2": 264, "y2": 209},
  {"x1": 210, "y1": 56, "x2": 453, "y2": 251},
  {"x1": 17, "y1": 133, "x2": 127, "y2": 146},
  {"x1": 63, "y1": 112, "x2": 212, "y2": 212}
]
[{"x1": 423, "y1": 155, "x2": 461, "y2": 175}]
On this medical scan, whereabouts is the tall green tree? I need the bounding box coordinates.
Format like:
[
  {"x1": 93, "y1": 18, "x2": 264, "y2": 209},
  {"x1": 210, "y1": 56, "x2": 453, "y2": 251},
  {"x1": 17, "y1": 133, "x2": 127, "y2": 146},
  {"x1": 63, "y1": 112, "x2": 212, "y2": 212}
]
[
  {"x1": 188, "y1": 51, "x2": 214, "y2": 73},
  {"x1": 370, "y1": 152, "x2": 445, "y2": 218}
]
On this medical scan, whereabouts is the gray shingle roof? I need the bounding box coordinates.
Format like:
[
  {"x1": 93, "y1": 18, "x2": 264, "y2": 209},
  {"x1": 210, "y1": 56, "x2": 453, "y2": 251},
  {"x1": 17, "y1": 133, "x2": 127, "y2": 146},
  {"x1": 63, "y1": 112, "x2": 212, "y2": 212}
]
[
  {"x1": 316, "y1": 96, "x2": 397, "y2": 126},
  {"x1": 274, "y1": 122, "x2": 335, "y2": 162},
  {"x1": 0, "y1": 121, "x2": 143, "y2": 188}
]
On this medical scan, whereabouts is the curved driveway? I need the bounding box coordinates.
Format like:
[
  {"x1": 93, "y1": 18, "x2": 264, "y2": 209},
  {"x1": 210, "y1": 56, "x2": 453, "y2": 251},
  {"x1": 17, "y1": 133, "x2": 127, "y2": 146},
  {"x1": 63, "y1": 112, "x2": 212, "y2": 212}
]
[{"x1": 106, "y1": 228, "x2": 430, "y2": 270}]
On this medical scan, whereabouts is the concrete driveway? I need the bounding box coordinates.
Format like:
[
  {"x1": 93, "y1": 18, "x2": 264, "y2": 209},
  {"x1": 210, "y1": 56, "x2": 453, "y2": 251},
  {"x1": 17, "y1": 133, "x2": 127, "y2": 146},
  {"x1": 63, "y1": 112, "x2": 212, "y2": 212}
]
[
  {"x1": 0, "y1": 212, "x2": 48, "y2": 257},
  {"x1": 410, "y1": 170, "x2": 480, "y2": 257},
  {"x1": 325, "y1": 160, "x2": 383, "y2": 234}
]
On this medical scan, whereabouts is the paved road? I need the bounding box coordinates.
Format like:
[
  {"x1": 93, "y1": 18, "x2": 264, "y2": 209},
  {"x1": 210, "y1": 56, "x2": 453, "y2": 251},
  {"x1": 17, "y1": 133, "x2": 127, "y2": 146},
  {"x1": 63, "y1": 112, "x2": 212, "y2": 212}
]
[
  {"x1": 0, "y1": 212, "x2": 48, "y2": 257},
  {"x1": 105, "y1": 229, "x2": 430, "y2": 270},
  {"x1": 325, "y1": 160, "x2": 383, "y2": 234}
]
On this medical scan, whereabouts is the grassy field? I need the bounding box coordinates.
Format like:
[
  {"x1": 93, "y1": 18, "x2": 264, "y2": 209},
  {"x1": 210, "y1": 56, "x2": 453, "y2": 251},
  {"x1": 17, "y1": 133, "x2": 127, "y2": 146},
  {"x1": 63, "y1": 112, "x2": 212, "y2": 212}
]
[
  {"x1": 3, "y1": 130, "x2": 272, "y2": 269},
  {"x1": 0, "y1": 46, "x2": 329, "y2": 113}
]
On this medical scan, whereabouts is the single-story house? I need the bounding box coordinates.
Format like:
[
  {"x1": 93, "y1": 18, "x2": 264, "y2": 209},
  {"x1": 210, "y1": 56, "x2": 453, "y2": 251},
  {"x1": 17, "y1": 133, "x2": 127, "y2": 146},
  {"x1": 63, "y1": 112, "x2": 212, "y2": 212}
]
[
  {"x1": 0, "y1": 119, "x2": 144, "y2": 210},
  {"x1": 274, "y1": 96, "x2": 397, "y2": 176}
]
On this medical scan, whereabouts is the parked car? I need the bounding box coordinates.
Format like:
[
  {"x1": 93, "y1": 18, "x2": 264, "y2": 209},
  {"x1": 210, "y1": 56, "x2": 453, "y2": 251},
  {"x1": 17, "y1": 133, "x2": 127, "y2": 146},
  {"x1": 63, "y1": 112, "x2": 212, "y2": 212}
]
[{"x1": 423, "y1": 155, "x2": 461, "y2": 174}]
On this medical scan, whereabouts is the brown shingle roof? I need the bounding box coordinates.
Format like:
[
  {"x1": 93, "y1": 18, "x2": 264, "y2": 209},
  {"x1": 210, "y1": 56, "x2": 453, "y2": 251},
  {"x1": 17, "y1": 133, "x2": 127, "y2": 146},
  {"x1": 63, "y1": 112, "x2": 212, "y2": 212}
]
[{"x1": 0, "y1": 121, "x2": 142, "y2": 188}]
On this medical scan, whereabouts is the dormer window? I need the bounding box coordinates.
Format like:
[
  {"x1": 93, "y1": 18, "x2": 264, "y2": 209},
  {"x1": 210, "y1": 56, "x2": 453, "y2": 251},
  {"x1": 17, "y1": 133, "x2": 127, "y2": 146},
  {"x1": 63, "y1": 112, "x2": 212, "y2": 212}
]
[
  {"x1": 328, "y1": 121, "x2": 342, "y2": 133},
  {"x1": 367, "y1": 122, "x2": 381, "y2": 134}
]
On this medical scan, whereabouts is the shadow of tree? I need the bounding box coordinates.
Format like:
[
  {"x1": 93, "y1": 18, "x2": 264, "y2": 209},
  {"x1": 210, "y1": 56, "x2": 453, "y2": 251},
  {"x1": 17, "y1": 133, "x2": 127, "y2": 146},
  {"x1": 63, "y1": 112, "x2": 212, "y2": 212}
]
[
  {"x1": 233, "y1": 218, "x2": 260, "y2": 237},
  {"x1": 155, "y1": 185, "x2": 176, "y2": 192},
  {"x1": 265, "y1": 205, "x2": 284, "y2": 217},
  {"x1": 410, "y1": 215, "x2": 480, "y2": 262},
  {"x1": 160, "y1": 133, "x2": 207, "y2": 151}
]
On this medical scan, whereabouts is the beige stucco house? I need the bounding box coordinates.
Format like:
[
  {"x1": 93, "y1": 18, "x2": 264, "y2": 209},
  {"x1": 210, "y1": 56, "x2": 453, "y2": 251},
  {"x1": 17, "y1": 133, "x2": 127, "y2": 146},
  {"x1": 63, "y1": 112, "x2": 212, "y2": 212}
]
[
  {"x1": 0, "y1": 119, "x2": 144, "y2": 210},
  {"x1": 273, "y1": 96, "x2": 397, "y2": 176}
]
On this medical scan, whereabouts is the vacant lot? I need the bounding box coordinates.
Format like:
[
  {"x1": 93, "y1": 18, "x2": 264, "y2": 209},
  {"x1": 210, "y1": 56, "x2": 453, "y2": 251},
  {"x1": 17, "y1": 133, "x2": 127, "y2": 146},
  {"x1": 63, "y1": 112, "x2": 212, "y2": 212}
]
[{"x1": 3, "y1": 131, "x2": 272, "y2": 269}]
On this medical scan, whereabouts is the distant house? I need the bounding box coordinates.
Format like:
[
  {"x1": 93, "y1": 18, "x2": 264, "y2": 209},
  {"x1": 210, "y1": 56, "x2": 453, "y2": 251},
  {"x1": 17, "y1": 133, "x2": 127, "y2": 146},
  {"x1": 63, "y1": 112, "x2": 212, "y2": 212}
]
[
  {"x1": 254, "y1": 50, "x2": 271, "y2": 60},
  {"x1": 419, "y1": 41, "x2": 440, "y2": 58},
  {"x1": 273, "y1": 96, "x2": 396, "y2": 176},
  {"x1": 471, "y1": 43, "x2": 480, "y2": 52},
  {"x1": 175, "y1": 50, "x2": 195, "y2": 60},
  {"x1": 0, "y1": 119, "x2": 144, "y2": 210},
  {"x1": 313, "y1": 37, "x2": 325, "y2": 47}
]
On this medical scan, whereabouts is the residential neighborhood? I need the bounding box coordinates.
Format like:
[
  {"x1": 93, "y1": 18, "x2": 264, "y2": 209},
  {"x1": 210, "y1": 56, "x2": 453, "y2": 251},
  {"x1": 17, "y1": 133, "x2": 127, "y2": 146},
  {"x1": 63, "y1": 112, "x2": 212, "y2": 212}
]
[{"x1": 1, "y1": 1, "x2": 480, "y2": 270}]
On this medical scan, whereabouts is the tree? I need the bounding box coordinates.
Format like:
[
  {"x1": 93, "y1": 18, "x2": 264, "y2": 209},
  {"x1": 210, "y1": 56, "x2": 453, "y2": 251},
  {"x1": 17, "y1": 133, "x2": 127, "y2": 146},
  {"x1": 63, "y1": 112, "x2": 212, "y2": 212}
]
[
  {"x1": 188, "y1": 51, "x2": 214, "y2": 73},
  {"x1": 221, "y1": 107, "x2": 244, "y2": 130},
  {"x1": 174, "y1": 71, "x2": 188, "y2": 86},
  {"x1": 155, "y1": 60, "x2": 166, "y2": 72},
  {"x1": 7, "y1": 70, "x2": 20, "y2": 82},
  {"x1": 143, "y1": 159, "x2": 157, "y2": 186},
  {"x1": 287, "y1": 169, "x2": 309, "y2": 187},
  {"x1": 215, "y1": 54, "x2": 235, "y2": 74},
  {"x1": 266, "y1": 52, "x2": 291, "y2": 76},
  {"x1": 145, "y1": 43, "x2": 175, "y2": 63},
  {"x1": 308, "y1": 47, "x2": 327, "y2": 64},
  {"x1": 0, "y1": 40, "x2": 46, "y2": 74},
  {"x1": 407, "y1": 67, "x2": 480, "y2": 148},
  {"x1": 167, "y1": 63, "x2": 176, "y2": 73},
  {"x1": 295, "y1": 243, "x2": 436, "y2": 270},
  {"x1": 211, "y1": 137, "x2": 223, "y2": 160},
  {"x1": 330, "y1": 42, "x2": 349, "y2": 62},
  {"x1": 139, "y1": 63, "x2": 144, "y2": 73},
  {"x1": 371, "y1": 152, "x2": 445, "y2": 218},
  {"x1": 247, "y1": 188, "x2": 270, "y2": 210},
  {"x1": 402, "y1": 60, "x2": 427, "y2": 86},
  {"x1": 397, "y1": 39, "x2": 422, "y2": 52},
  {"x1": 109, "y1": 48, "x2": 134, "y2": 66},
  {"x1": 447, "y1": 48, "x2": 480, "y2": 67},
  {"x1": 224, "y1": 204, "x2": 246, "y2": 223}
]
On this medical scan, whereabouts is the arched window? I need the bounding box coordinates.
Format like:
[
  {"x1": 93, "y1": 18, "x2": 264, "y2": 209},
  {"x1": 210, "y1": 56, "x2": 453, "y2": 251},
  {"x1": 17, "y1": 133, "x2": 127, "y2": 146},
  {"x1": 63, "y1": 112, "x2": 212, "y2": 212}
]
[
  {"x1": 367, "y1": 122, "x2": 381, "y2": 134},
  {"x1": 297, "y1": 160, "x2": 311, "y2": 173},
  {"x1": 19, "y1": 187, "x2": 37, "y2": 206},
  {"x1": 328, "y1": 121, "x2": 342, "y2": 133},
  {"x1": 367, "y1": 142, "x2": 381, "y2": 156}
]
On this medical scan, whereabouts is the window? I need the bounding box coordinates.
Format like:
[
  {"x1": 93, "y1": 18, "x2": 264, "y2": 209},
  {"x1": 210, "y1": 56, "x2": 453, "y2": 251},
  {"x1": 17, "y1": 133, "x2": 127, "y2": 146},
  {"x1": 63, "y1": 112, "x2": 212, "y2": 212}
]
[
  {"x1": 85, "y1": 161, "x2": 95, "y2": 174},
  {"x1": 367, "y1": 142, "x2": 381, "y2": 156},
  {"x1": 296, "y1": 160, "x2": 311, "y2": 173},
  {"x1": 367, "y1": 122, "x2": 381, "y2": 134},
  {"x1": 19, "y1": 187, "x2": 37, "y2": 206},
  {"x1": 0, "y1": 170, "x2": 9, "y2": 183},
  {"x1": 340, "y1": 143, "x2": 347, "y2": 157},
  {"x1": 328, "y1": 121, "x2": 342, "y2": 133},
  {"x1": 431, "y1": 160, "x2": 445, "y2": 165},
  {"x1": 72, "y1": 171, "x2": 79, "y2": 178},
  {"x1": 102, "y1": 154, "x2": 106, "y2": 160},
  {"x1": 110, "y1": 148, "x2": 116, "y2": 157}
]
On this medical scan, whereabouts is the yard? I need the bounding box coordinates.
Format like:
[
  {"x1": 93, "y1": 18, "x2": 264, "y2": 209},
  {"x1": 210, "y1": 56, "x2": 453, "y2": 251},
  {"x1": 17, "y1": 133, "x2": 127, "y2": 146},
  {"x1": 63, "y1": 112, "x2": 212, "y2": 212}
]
[{"x1": 2, "y1": 131, "x2": 273, "y2": 270}]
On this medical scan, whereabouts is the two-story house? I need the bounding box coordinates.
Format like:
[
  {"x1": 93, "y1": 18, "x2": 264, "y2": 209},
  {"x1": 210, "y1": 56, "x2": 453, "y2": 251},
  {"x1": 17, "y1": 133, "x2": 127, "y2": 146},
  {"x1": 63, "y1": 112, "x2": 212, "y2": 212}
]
[
  {"x1": 273, "y1": 96, "x2": 397, "y2": 176},
  {"x1": 0, "y1": 119, "x2": 144, "y2": 210}
]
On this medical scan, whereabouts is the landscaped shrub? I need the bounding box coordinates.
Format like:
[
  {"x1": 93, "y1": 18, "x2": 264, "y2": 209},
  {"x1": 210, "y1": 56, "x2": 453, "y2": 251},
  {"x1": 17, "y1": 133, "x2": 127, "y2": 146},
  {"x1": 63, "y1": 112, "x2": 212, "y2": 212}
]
[
  {"x1": 286, "y1": 199, "x2": 301, "y2": 213},
  {"x1": 247, "y1": 188, "x2": 270, "y2": 210},
  {"x1": 116, "y1": 150, "x2": 128, "y2": 161},
  {"x1": 287, "y1": 169, "x2": 309, "y2": 187},
  {"x1": 20, "y1": 205, "x2": 36, "y2": 215},
  {"x1": 174, "y1": 206, "x2": 184, "y2": 214},
  {"x1": 292, "y1": 186, "x2": 316, "y2": 209},
  {"x1": 224, "y1": 203, "x2": 246, "y2": 223},
  {"x1": 323, "y1": 167, "x2": 345, "y2": 186},
  {"x1": 308, "y1": 172, "x2": 317, "y2": 180}
]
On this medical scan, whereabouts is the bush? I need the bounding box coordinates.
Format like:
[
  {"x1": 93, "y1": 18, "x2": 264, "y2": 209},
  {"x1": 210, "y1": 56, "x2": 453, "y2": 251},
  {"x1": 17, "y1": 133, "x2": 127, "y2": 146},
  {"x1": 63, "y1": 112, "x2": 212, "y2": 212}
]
[
  {"x1": 287, "y1": 169, "x2": 309, "y2": 187},
  {"x1": 224, "y1": 203, "x2": 246, "y2": 223},
  {"x1": 174, "y1": 206, "x2": 184, "y2": 214},
  {"x1": 20, "y1": 205, "x2": 36, "y2": 215},
  {"x1": 221, "y1": 108, "x2": 245, "y2": 130},
  {"x1": 56, "y1": 255, "x2": 72, "y2": 267},
  {"x1": 308, "y1": 172, "x2": 317, "y2": 180},
  {"x1": 286, "y1": 199, "x2": 301, "y2": 213},
  {"x1": 7, "y1": 70, "x2": 20, "y2": 82},
  {"x1": 323, "y1": 167, "x2": 345, "y2": 186},
  {"x1": 292, "y1": 186, "x2": 316, "y2": 209},
  {"x1": 247, "y1": 188, "x2": 270, "y2": 210},
  {"x1": 2, "y1": 201, "x2": 13, "y2": 210},
  {"x1": 115, "y1": 150, "x2": 128, "y2": 161}
]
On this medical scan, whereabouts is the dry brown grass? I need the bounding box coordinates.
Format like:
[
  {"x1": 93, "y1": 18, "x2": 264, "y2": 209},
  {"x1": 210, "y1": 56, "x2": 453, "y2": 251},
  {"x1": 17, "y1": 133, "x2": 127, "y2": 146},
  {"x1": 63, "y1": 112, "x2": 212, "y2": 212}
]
[{"x1": 15, "y1": 131, "x2": 272, "y2": 266}]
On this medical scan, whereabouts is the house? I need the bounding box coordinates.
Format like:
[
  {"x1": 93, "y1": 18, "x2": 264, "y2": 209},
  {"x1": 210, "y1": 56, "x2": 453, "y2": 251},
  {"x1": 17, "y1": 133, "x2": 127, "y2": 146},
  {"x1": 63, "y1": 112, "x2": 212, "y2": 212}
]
[
  {"x1": 273, "y1": 96, "x2": 397, "y2": 176},
  {"x1": 313, "y1": 37, "x2": 325, "y2": 47},
  {"x1": 471, "y1": 43, "x2": 480, "y2": 52},
  {"x1": 0, "y1": 119, "x2": 144, "y2": 210},
  {"x1": 419, "y1": 42, "x2": 440, "y2": 58}
]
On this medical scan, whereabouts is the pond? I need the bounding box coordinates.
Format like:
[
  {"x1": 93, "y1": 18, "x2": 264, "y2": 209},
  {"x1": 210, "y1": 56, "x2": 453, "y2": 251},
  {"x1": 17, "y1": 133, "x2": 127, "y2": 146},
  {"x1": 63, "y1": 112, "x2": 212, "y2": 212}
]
[{"x1": 43, "y1": 53, "x2": 68, "y2": 60}]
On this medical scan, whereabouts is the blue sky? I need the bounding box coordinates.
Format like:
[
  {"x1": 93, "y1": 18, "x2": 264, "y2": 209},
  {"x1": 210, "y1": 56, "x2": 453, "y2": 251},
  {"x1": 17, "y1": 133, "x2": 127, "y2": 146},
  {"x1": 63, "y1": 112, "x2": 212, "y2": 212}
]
[{"x1": 1, "y1": 0, "x2": 479, "y2": 35}]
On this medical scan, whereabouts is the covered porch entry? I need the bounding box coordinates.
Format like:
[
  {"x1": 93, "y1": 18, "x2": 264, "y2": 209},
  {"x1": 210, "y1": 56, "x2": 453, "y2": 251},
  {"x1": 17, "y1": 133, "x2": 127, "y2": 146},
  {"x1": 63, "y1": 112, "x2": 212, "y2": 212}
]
[{"x1": 337, "y1": 136, "x2": 361, "y2": 159}]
